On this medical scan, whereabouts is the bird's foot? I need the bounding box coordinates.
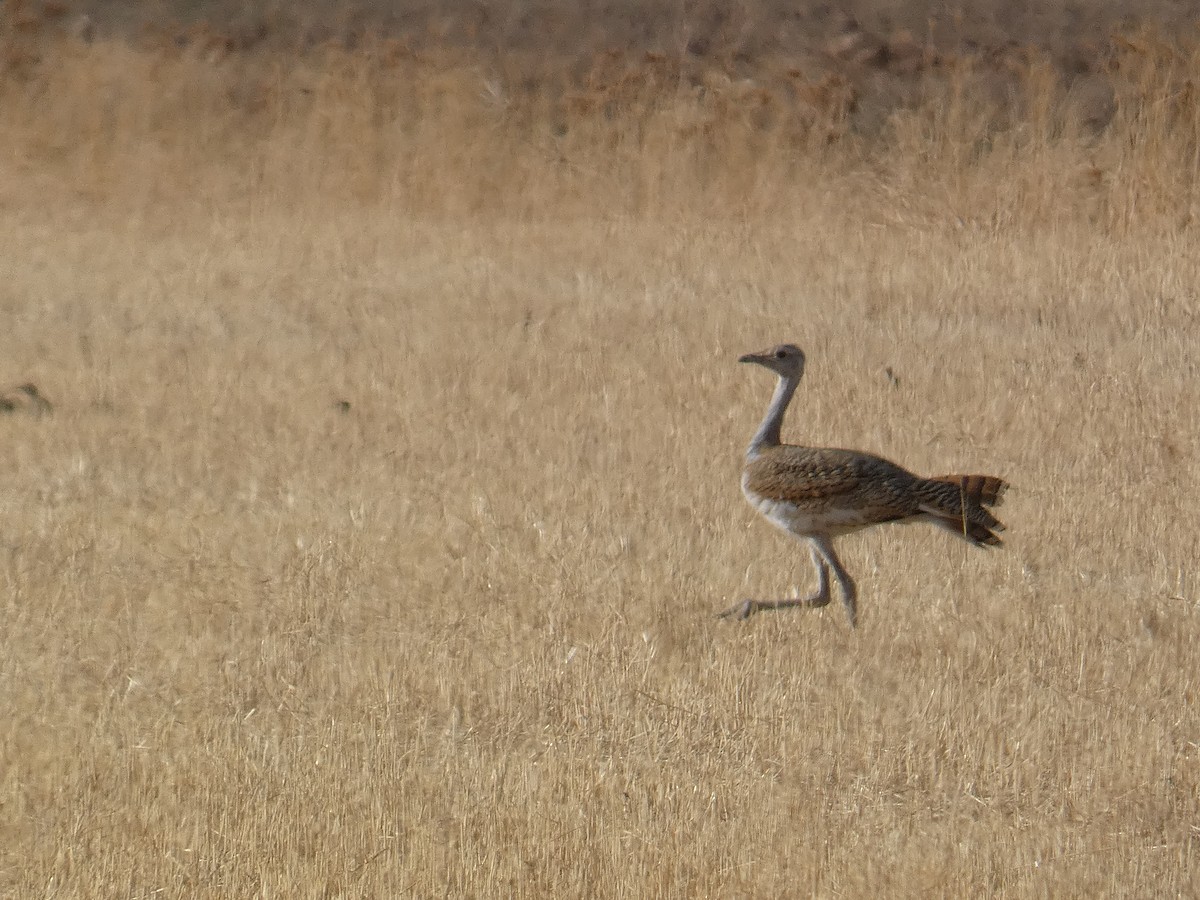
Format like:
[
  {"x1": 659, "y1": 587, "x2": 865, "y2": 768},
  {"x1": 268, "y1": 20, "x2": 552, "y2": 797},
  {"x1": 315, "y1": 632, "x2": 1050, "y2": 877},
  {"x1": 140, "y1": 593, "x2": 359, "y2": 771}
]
[
  {"x1": 716, "y1": 592, "x2": 831, "y2": 621},
  {"x1": 716, "y1": 599, "x2": 757, "y2": 621}
]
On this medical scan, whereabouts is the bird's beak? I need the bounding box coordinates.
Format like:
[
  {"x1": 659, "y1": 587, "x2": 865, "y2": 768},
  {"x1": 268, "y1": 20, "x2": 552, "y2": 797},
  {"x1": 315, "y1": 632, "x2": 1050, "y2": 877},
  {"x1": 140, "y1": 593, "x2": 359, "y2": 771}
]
[{"x1": 738, "y1": 353, "x2": 758, "y2": 364}]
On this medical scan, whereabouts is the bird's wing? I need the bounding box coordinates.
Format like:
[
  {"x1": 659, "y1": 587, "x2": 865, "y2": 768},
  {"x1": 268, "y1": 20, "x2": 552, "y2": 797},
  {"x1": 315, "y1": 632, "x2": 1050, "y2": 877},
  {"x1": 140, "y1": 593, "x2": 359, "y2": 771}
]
[{"x1": 744, "y1": 446, "x2": 913, "y2": 506}]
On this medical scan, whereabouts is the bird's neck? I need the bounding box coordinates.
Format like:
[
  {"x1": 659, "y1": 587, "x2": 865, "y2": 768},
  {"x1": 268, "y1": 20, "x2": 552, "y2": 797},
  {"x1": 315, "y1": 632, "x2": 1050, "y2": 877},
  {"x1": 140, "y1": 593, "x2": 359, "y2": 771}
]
[{"x1": 747, "y1": 374, "x2": 797, "y2": 459}]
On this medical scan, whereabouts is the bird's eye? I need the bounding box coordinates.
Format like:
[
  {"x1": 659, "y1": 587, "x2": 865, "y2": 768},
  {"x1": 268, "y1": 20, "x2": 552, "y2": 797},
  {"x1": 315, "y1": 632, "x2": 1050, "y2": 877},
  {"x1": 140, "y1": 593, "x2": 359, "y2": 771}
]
[{"x1": 774, "y1": 348, "x2": 787, "y2": 359}]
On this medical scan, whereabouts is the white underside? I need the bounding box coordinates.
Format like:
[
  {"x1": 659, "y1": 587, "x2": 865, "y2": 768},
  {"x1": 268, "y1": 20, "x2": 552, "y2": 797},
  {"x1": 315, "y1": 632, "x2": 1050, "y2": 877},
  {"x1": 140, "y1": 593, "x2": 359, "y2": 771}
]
[
  {"x1": 742, "y1": 473, "x2": 908, "y2": 538},
  {"x1": 746, "y1": 494, "x2": 870, "y2": 537}
]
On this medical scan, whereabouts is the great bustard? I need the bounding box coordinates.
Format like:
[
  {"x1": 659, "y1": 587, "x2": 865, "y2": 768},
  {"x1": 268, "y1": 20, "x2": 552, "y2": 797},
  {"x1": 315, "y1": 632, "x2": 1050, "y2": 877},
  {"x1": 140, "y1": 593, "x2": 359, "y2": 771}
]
[{"x1": 720, "y1": 343, "x2": 1007, "y2": 626}]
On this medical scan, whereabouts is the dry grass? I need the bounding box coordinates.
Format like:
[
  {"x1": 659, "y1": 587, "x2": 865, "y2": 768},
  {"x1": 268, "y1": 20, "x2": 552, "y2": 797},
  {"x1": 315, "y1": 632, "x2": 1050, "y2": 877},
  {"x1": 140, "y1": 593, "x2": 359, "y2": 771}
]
[{"x1": 1, "y1": 28, "x2": 1199, "y2": 898}]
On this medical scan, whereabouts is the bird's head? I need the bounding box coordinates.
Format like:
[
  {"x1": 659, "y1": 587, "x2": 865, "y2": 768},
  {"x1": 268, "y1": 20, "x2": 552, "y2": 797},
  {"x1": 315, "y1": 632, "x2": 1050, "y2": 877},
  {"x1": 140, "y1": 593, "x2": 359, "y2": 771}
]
[{"x1": 738, "y1": 343, "x2": 806, "y2": 379}]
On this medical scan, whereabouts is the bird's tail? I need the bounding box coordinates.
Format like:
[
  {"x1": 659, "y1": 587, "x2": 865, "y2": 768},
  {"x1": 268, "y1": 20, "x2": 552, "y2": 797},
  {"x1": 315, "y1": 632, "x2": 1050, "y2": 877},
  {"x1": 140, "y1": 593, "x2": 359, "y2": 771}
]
[{"x1": 921, "y1": 474, "x2": 1009, "y2": 547}]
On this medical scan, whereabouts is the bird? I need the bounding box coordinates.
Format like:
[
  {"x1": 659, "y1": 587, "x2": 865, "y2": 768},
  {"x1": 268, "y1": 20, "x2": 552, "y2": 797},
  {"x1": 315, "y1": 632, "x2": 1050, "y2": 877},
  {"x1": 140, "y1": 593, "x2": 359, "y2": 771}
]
[{"x1": 720, "y1": 343, "x2": 1007, "y2": 627}]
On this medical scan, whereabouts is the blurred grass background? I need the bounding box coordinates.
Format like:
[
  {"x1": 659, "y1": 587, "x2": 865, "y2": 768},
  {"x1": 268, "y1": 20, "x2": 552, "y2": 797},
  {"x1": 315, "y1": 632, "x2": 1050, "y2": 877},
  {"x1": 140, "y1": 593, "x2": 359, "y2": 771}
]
[{"x1": 1, "y1": 1, "x2": 1199, "y2": 896}]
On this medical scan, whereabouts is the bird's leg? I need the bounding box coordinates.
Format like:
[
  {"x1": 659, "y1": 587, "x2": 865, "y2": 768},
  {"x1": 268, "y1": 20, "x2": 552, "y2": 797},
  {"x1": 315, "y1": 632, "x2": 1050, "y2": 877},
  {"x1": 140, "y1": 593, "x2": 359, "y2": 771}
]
[
  {"x1": 810, "y1": 535, "x2": 858, "y2": 627},
  {"x1": 718, "y1": 545, "x2": 833, "y2": 620}
]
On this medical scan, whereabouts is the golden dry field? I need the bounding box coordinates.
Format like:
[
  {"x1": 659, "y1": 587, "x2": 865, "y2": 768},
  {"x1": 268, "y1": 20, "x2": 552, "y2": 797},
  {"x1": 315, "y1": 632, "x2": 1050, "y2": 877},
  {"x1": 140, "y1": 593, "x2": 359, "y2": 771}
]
[{"x1": 1, "y1": 16, "x2": 1199, "y2": 898}]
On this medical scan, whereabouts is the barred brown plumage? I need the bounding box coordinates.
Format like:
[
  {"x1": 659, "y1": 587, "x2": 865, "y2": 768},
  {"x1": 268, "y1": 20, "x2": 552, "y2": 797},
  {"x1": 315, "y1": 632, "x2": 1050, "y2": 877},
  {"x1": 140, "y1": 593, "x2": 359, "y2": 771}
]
[{"x1": 719, "y1": 343, "x2": 1008, "y2": 627}]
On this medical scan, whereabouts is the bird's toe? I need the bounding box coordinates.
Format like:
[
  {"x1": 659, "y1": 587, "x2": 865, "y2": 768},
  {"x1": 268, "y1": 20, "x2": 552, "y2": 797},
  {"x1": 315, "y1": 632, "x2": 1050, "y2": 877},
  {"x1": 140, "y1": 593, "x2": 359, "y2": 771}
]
[{"x1": 717, "y1": 599, "x2": 755, "y2": 621}]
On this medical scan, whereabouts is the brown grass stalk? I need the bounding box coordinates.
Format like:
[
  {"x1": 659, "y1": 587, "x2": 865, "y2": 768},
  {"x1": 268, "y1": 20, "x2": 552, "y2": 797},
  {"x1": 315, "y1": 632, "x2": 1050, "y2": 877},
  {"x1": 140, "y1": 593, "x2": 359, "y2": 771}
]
[{"x1": 0, "y1": 26, "x2": 1198, "y2": 898}]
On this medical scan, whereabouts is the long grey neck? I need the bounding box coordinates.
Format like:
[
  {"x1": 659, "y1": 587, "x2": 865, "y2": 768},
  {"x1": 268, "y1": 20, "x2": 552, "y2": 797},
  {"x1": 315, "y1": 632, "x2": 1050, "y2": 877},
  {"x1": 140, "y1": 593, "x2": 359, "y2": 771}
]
[{"x1": 747, "y1": 373, "x2": 797, "y2": 459}]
